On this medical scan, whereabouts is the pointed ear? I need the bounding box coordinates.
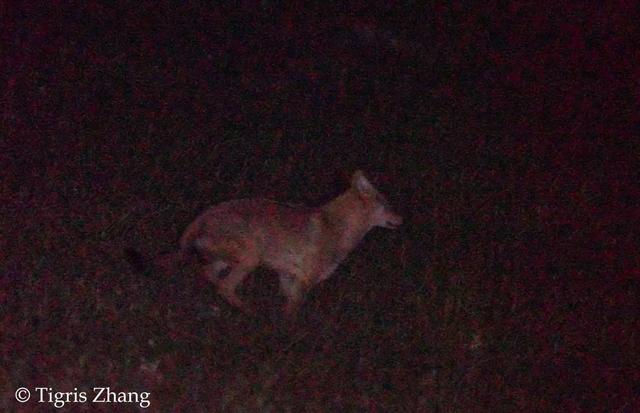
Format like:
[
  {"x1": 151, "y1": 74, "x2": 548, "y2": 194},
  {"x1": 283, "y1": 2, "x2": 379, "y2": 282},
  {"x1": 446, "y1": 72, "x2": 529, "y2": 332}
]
[{"x1": 351, "y1": 170, "x2": 374, "y2": 195}]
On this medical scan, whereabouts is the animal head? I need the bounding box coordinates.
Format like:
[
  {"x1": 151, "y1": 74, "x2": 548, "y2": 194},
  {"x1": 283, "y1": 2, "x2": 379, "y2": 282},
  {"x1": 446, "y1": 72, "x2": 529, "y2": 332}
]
[{"x1": 350, "y1": 170, "x2": 403, "y2": 229}]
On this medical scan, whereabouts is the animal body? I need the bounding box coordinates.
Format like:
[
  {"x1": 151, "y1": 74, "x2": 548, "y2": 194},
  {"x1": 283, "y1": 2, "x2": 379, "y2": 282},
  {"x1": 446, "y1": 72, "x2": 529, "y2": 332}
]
[{"x1": 127, "y1": 171, "x2": 402, "y2": 318}]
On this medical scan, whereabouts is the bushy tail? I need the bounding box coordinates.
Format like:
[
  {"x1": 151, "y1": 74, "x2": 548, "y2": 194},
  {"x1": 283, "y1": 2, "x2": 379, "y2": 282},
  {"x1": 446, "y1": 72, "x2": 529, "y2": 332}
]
[
  {"x1": 124, "y1": 247, "x2": 193, "y2": 275},
  {"x1": 124, "y1": 248, "x2": 148, "y2": 273}
]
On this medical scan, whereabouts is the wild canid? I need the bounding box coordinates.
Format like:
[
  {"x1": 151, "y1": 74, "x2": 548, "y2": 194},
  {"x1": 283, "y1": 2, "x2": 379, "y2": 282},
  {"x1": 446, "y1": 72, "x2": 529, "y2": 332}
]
[{"x1": 126, "y1": 171, "x2": 402, "y2": 317}]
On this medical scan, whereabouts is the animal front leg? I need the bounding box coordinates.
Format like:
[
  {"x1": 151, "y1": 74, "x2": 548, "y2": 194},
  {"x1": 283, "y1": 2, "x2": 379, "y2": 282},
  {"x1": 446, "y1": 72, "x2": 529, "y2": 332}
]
[{"x1": 279, "y1": 275, "x2": 309, "y2": 319}]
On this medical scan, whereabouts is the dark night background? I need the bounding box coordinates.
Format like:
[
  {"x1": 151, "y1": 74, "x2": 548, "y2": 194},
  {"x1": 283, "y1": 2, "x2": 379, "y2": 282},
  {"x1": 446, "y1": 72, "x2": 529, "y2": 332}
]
[{"x1": 1, "y1": 1, "x2": 638, "y2": 411}]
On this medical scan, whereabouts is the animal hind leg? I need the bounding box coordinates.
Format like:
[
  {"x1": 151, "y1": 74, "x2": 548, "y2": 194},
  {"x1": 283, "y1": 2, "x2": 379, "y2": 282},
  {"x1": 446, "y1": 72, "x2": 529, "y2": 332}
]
[
  {"x1": 216, "y1": 263, "x2": 256, "y2": 314},
  {"x1": 201, "y1": 260, "x2": 232, "y2": 283}
]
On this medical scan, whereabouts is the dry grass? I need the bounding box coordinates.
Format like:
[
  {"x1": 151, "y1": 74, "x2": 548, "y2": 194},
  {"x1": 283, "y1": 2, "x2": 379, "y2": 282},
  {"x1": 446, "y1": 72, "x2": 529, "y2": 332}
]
[{"x1": 2, "y1": 2, "x2": 638, "y2": 411}]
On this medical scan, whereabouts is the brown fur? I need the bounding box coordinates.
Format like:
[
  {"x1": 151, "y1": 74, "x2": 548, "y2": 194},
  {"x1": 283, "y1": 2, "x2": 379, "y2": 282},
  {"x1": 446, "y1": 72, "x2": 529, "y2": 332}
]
[{"x1": 133, "y1": 171, "x2": 402, "y2": 318}]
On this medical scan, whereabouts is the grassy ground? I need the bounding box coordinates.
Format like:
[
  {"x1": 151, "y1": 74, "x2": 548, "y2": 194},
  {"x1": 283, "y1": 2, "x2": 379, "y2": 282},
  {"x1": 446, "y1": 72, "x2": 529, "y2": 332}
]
[{"x1": 2, "y1": 2, "x2": 638, "y2": 412}]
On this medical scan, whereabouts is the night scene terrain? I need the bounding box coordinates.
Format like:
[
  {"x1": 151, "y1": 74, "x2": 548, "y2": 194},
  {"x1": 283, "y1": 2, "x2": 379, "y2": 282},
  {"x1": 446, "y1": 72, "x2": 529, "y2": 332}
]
[{"x1": 1, "y1": 2, "x2": 638, "y2": 412}]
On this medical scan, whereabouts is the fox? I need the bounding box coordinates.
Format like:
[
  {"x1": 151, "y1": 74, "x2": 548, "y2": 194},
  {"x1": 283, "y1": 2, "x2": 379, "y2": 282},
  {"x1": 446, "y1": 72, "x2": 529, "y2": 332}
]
[{"x1": 125, "y1": 170, "x2": 402, "y2": 318}]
